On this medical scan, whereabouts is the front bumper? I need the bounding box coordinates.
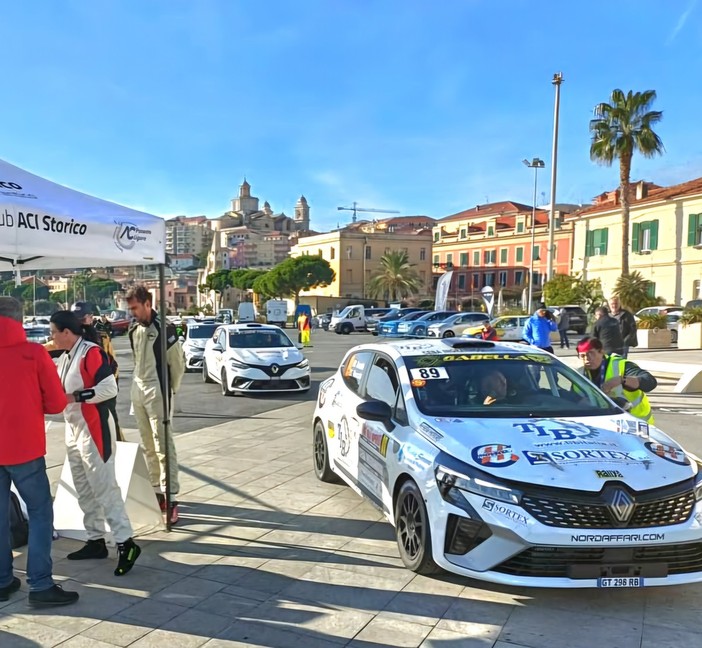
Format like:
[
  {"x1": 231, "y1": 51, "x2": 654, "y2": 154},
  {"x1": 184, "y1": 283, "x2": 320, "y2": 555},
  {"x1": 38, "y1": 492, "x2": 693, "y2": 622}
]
[
  {"x1": 425, "y1": 483, "x2": 702, "y2": 588},
  {"x1": 184, "y1": 349, "x2": 205, "y2": 370},
  {"x1": 225, "y1": 365, "x2": 311, "y2": 393}
]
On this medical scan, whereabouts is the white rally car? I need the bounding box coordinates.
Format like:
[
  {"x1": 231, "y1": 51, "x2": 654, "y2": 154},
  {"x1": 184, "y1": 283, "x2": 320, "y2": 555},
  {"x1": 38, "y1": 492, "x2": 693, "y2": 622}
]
[
  {"x1": 312, "y1": 337, "x2": 702, "y2": 588},
  {"x1": 202, "y1": 323, "x2": 310, "y2": 395}
]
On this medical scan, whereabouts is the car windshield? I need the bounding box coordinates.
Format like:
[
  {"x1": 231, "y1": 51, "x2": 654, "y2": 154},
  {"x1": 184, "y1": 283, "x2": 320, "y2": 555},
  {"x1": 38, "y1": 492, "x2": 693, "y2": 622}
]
[
  {"x1": 25, "y1": 327, "x2": 50, "y2": 338},
  {"x1": 229, "y1": 329, "x2": 293, "y2": 349},
  {"x1": 188, "y1": 324, "x2": 218, "y2": 339},
  {"x1": 399, "y1": 311, "x2": 426, "y2": 322},
  {"x1": 404, "y1": 352, "x2": 618, "y2": 418}
]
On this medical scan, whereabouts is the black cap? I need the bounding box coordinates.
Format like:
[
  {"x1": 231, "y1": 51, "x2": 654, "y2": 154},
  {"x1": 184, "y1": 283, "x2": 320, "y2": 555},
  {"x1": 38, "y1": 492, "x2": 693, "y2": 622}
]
[{"x1": 70, "y1": 301, "x2": 95, "y2": 321}]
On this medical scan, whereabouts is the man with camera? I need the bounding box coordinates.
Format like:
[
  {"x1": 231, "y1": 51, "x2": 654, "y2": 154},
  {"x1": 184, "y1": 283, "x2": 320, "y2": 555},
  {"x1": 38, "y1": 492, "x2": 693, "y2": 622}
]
[{"x1": 523, "y1": 307, "x2": 558, "y2": 354}]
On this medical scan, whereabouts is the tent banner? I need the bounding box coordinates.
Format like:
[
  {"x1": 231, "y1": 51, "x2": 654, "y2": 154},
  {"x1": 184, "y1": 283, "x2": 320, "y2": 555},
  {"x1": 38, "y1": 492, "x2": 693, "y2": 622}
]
[
  {"x1": 0, "y1": 159, "x2": 165, "y2": 269},
  {"x1": 434, "y1": 270, "x2": 453, "y2": 311}
]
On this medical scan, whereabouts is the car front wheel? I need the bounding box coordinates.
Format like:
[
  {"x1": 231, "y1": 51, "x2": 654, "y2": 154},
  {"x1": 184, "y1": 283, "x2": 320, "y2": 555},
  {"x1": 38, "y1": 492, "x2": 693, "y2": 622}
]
[
  {"x1": 395, "y1": 480, "x2": 439, "y2": 575},
  {"x1": 313, "y1": 420, "x2": 339, "y2": 483},
  {"x1": 221, "y1": 369, "x2": 235, "y2": 396},
  {"x1": 442, "y1": 330, "x2": 455, "y2": 338},
  {"x1": 202, "y1": 359, "x2": 214, "y2": 383}
]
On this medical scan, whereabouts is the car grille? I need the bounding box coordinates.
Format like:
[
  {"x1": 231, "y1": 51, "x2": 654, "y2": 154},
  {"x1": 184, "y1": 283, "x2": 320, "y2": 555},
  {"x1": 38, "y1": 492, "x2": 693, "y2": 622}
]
[
  {"x1": 232, "y1": 376, "x2": 309, "y2": 391},
  {"x1": 495, "y1": 543, "x2": 702, "y2": 578},
  {"x1": 243, "y1": 362, "x2": 302, "y2": 377},
  {"x1": 519, "y1": 480, "x2": 695, "y2": 529}
]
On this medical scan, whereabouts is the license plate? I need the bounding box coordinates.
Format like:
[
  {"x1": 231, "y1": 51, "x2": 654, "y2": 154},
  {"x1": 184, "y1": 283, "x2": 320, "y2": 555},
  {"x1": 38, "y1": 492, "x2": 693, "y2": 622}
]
[{"x1": 597, "y1": 577, "x2": 644, "y2": 588}]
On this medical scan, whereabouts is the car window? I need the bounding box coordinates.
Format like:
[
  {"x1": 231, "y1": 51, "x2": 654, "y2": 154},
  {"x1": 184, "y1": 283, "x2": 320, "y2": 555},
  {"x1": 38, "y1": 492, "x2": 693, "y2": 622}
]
[
  {"x1": 341, "y1": 351, "x2": 374, "y2": 395},
  {"x1": 188, "y1": 324, "x2": 218, "y2": 339},
  {"x1": 500, "y1": 317, "x2": 517, "y2": 328},
  {"x1": 366, "y1": 355, "x2": 408, "y2": 425}
]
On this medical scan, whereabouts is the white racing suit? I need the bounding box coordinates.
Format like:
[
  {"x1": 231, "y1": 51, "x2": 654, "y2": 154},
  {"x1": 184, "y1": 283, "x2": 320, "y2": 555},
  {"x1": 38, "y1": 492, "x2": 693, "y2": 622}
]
[
  {"x1": 57, "y1": 338, "x2": 132, "y2": 543},
  {"x1": 129, "y1": 312, "x2": 185, "y2": 496}
]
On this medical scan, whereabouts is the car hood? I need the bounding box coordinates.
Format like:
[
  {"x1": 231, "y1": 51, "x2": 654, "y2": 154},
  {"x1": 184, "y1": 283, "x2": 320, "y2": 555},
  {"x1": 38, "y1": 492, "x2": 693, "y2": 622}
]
[
  {"x1": 420, "y1": 415, "x2": 696, "y2": 492},
  {"x1": 230, "y1": 347, "x2": 303, "y2": 365},
  {"x1": 185, "y1": 339, "x2": 208, "y2": 349}
]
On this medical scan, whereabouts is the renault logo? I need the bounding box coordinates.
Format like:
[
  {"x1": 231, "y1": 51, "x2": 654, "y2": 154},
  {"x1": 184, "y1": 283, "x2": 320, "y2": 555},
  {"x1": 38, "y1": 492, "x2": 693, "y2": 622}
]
[
  {"x1": 271, "y1": 364, "x2": 279, "y2": 375},
  {"x1": 606, "y1": 488, "x2": 635, "y2": 524}
]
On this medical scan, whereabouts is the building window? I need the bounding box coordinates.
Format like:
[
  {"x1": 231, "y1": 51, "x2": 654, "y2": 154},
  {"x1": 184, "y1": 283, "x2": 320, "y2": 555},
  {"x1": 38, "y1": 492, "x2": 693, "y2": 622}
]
[
  {"x1": 473, "y1": 250, "x2": 480, "y2": 266},
  {"x1": 646, "y1": 281, "x2": 656, "y2": 298},
  {"x1": 500, "y1": 248, "x2": 508, "y2": 264},
  {"x1": 330, "y1": 247, "x2": 335, "y2": 259},
  {"x1": 487, "y1": 225, "x2": 495, "y2": 237},
  {"x1": 446, "y1": 253, "x2": 453, "y2": 268},
  {"x1": 499, "y1": 271, "x2": 508, "y2": 287},
  {"x1": 434, "y1": 231, "x2": 440, "y2": 242},
  {"x1": 516, "y1": 246, "x2": 524, "y2": 263},
  {"x1": 515, "y1": 270, "x2": 524, "y2": 285},
  {"x1": 346, "y1": 246, "x2": 353, "y2": 259},
  {"x1": 483, "y1": 250, "x2": 496, "y2": 264},
  {"x1": 484, "y1": 272, "x2": 495, "y2": 287},
  {"x1": 688, "y1": 214, "x2": 702, "y2": 247},
  {"x1": 472, "y1": 273, "x2": 480, "y2": 289},
  {"x1": 420, "y1": 247, "x2": 426, "y2": 261},
  {"x1": 459, "y1": 252, "x2": 468, "y2": 267},
  {"x1": 460, "y1": 228, "x2": 467, "y2": 239},
  {"x1": 433, "y1": 254, "x2": 440, "y2": 267},
  {"x1": 517, "y1": 221, "x2": 525, "y2": 234},
  {"x1": 365, "y1": 245, "x2": 371, "y2": 260},
  {"x1": 533, "y1": 244, "x2": 540, "y2": 261},
  {"x1": 532, "y1": 272, "x2": 541, "y2": 286},
  {"x1": 585, "y1": 228, "x2": 609, "y2": 257},
  {"x1": 458, "y1": 274, "x2": 466, "y2": 289},
  {"x1": 632, "y1": 220, "x2": 659, "y2": 252},
  {"x1": 318, "y1": 248, "x2": 323, "y2": 258},
  {"x1": 346, "y1": 269, "x2": 353, "y2": 283}
]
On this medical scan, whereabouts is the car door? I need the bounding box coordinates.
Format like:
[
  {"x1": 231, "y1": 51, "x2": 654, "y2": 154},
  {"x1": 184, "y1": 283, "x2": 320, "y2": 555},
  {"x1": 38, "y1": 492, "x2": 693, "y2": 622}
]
[
  {"x1": 497, "y1": 317, "x2": 518, "y2": 340},
  {"x1": 211, "y1": 328, "x2": 228, "y2": 379}
]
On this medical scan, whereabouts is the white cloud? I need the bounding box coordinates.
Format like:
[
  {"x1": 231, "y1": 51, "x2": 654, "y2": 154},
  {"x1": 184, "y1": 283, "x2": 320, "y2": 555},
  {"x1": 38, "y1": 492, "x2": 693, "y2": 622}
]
[{"x1": 668, "y1": 0, "x2": 698, "y2": 44}]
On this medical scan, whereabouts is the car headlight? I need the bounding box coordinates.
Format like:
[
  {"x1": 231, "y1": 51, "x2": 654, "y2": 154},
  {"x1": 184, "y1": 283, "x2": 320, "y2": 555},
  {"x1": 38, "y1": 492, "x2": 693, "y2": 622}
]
[
  {"x1": 435, "y1": 464, "x2": 522, "y2": 505},
  {"x1": 297, "y1": 359, "x2": 309, "y2": 369},
  {"x1": 230, "y1": 359, "x2": 248, "y2": 369}
]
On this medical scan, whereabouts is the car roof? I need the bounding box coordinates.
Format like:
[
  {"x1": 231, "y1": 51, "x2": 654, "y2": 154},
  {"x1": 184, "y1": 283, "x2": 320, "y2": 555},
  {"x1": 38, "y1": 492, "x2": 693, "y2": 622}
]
[
  {"x1": 347, "y1": 338, "x2": 552, "y2": 360},
  {"x1": 220, "y1": 323, "x2": 284, "y2": 333}
]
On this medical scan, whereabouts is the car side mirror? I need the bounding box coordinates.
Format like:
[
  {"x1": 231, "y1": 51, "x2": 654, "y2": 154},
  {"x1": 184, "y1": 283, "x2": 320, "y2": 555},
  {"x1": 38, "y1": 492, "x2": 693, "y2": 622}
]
[
  {"x1": 212, "y1": 343, "x2": 224, "y2": 352},
  {"x1": 612, "y1": 396, "x2": 633, "y2": 412},
  {"x1": 356, "y1": 400, "x2": 395, "y2": 432},
  {"x1": 295, "y1": 342, "x2": 304, "y2": 350}
]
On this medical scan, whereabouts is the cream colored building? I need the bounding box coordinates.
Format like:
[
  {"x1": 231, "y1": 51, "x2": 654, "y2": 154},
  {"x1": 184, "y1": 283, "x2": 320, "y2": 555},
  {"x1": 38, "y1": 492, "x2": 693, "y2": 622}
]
[
  {"x1": 291, "y1": 216, "x2": 435, "y2": 299},
  {"x1": 571, "y1": 178, "x2": 702, "y2": 304}
]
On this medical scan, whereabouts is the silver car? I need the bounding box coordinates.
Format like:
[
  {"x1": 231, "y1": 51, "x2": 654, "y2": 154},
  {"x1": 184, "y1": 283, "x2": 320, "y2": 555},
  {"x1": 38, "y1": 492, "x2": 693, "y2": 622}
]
[{"x1": 426, "y1": 312, "x2": 489, "y2": 338}]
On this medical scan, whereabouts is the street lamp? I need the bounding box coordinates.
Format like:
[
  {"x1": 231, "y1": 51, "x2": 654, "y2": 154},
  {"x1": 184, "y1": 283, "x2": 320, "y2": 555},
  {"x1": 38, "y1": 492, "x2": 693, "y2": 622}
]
[
  {"x1": 523, "y1": 157, "x2": 545, "y2": 312},
  {"x1": 547, "y1": 72, "x2": 564, "y2": 280}
]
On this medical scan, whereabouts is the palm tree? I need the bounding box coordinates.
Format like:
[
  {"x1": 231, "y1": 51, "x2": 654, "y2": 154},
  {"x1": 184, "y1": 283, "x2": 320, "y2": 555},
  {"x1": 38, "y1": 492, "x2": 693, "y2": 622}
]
[
  {"x1": 367, "y1": 250, "x2": 422, "y2": 302},
  {"x1": 589, "y1": 89, "x2": 664, "y2": 276},
  {"x1": 613, "y1": 271, "x2": 660, "y2": 312}
]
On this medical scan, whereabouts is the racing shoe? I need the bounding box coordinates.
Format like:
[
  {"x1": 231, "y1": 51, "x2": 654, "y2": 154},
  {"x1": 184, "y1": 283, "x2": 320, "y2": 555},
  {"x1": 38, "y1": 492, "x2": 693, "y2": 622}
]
[
  {"x1": 67, "y1": 539, "x2": 108, "y2": 560},
  {"x1": 168, "y1": 502, "x2": 179, "y2": 525},
  {"x1": 156, "y1": 493, "x2": 167, "y2": 512},
  {"x1": 114, "y1": 538, "x2": 141, "y2": 576}
]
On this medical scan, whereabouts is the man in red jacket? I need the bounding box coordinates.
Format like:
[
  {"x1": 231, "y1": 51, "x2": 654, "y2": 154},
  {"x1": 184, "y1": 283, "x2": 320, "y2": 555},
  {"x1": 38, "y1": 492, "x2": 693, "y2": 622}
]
[{"x1": 0, "y1": 297, "x2": 79, "y2": 607}]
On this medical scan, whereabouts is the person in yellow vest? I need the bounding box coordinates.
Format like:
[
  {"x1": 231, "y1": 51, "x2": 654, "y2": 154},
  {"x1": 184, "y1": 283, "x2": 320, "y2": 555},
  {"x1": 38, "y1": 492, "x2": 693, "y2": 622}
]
[
  {"x1": 576, "y1": 336, "x2": 656, "y2": 423},
  {"x1": 297, "y1": 312, "x2": 311, "y2": 347}
]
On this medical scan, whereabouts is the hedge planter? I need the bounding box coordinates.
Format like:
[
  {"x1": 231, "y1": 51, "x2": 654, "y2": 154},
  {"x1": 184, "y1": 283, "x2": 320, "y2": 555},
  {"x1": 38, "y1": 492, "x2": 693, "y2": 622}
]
[
  {"x1": 636, "y1": 328, "x2": 672, "y2": 349},
  {"x1": 678, "y1": 322, "x2": 702, "y2": 350}
]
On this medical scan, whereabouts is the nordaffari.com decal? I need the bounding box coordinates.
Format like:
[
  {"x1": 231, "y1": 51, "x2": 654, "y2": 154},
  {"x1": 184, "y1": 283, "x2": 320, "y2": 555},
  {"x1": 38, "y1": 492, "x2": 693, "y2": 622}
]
[{"x1": 472, "y1": 444, "x2": 519, "y2": 467}]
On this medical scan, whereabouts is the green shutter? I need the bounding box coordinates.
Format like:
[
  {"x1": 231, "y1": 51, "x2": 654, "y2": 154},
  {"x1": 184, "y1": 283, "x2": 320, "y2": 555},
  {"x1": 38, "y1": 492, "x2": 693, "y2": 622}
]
[
  {"x1": 632, "y1": 222, "x2": 640, "y2": 253},
  {"x1": 602, "y1": 228, "x2": 609, "y2": 255},
  {"x1": 516, "y1": 247, "x2": 523, "y2": 263},
  {"x1": 500, "y1": 248, "x2": 508, "y2": 263},
  {"x1": 585, "y1": 231, "x2": 593, "y2": 257},
  {"x1": 689, "y1": 214, "x2": 699, "y2": 247},
  {"x1": 650, "y1": 220, "x2": 659, "y2": 250}
]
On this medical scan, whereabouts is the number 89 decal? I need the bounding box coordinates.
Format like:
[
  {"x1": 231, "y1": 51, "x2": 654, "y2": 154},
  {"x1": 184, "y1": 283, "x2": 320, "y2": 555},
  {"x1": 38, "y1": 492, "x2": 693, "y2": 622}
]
[{"x1": 410, "y1": 367, "x2": 449, "y2": 380}]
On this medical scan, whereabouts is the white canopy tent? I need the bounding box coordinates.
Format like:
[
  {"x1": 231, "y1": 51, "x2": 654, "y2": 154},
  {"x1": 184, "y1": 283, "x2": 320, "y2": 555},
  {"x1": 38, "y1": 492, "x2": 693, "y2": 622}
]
[{"x1": 0, "y1": 158, "x2": 177, "y2": 529}]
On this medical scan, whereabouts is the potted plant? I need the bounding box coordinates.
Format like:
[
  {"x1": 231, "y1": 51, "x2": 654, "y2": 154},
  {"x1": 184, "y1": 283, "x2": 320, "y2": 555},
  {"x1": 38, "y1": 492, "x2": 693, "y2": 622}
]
[
  {"x1": 678, "y1": 307, "x2": 702, "y2": 349},
  {"x1": 636, "y1": 313, "x2": 671, "y2": 349}
]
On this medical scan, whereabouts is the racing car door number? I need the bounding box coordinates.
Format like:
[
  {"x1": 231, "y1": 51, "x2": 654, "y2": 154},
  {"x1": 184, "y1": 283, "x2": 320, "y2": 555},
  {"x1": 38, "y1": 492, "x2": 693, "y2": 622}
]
[
  {"x1": 410, "y1": 367, "x2": 448, "y2": 380},
  {"x1": 597, "y1": 577, "x2": 644, "y2": 588}
]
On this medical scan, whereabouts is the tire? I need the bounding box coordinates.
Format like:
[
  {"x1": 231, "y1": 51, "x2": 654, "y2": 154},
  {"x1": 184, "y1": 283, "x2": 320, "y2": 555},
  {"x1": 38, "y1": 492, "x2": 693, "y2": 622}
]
[
  {"x1": 394, "y1": 480, "x2": 440, "y2": 575},
  {"x1": 414, "y1": 326, "x2": 426, "y2": 337},
  {"x1": 442, "y1": 330, "x2": 455, "y2": 338},
  {"x1": 340, "y1": 323, "x2": 353, "y2": 335},
  {"x1": 221, "y1": 369, "x2": 235, "y2": 396},
  {"x1": 202, "y1": 360, "x2": 214, "y2": 383},
  {"x1": 313, "y1": 420, "x2": 339, "y2": 483},
  {"x1": 672, "y1": 330, "x2": 678, "y2": 344}
]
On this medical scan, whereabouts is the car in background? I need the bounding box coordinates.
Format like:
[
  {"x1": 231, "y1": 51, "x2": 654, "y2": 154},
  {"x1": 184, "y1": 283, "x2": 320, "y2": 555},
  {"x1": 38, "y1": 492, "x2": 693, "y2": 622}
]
[
  {"x1": 427, "y1": 312, "x2": 489, "y2": 338},
  {"x1": 397, "y1": 310, "x2": 458, "y2": 338},
  {"x1": 635, "y1": 305, "x2": 682, "y2": 319},
  {"x1": 463, "y1": 315, "x2": 532, "y2": 341},
  {"x1": 548, "y1": 305, "x2": 588, "y2": 334},
  {"x1": 24, "y1": 326, "x2": 51, "y2": 344},
  {"x1": 685, "y1": 299, "x2": 702, "y2": 310},
  {"x1": 377, "y1": 310, "x2": 428, "y2": 337},
  {"x1": 315, "y1": 313, "x2": 332, "y2": 330},
  {"x1": 666, "y1": 311, "x2": 683, "y2": 344},
  {"x1": 369, "y1": 307, "x2": 424, "y2": 335},
  {"x1": 202, "y1": 322, "x2": 310, "y2": 395},
  {"x1": 107, "y1": 309, "x2": 132, "y2": 336},
  {"x1": 182, "y1": 321, "x2": 219, "y2": 371},
  {"x1": 312, "y1": 336, "x2": 702, "y2": 587}
]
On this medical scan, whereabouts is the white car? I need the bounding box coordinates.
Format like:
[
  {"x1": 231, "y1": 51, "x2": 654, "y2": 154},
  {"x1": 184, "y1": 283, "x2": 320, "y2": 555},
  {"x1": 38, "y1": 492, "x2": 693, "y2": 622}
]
[
  {"x1": 313, "y1": 337, "x2": 702, "y2": 588},
  {"x1": 182, "y1": 321, "x2": 219, "y2": 371},
  {"x1": 202, "y1": 323, "x2": 310, "y2": 395},
  {"x1": 426, "y1": 312, "x2": 489, "y2": 338}
]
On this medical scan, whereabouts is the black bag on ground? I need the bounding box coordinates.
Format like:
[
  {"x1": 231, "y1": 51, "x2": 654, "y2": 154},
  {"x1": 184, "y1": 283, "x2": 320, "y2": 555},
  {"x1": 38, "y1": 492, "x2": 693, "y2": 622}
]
[{"x1": 9, "y1": 491, "x2": 29, "y2": 549}]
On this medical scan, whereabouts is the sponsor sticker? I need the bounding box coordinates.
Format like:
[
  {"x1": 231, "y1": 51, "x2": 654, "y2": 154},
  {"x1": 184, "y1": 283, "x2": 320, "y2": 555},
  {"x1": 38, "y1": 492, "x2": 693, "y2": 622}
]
[
  {"x1": 360, "y1": 423, "x2": 389, "y2": 457},
  {"x1": 644, "y1": 441, "x2": 690, "y2": 466},
  {"x1": 418, "y1": 422, "x2": 443, "y2": 442},
  {"x1": 318, "y1": 378, "x2": 334, "y2": 407},
  {"x1": 595, "y1": 469, "x2": 623, "y2": 478},
  {"x1": 523, "y1": 448, "x2": 641, "y2": 466},
  {"x1": 571, "y1": 533, "x2": 664, "y2": 543},
  {"x1": 472, "y1": 444, "x2": 519, "y2": 467},
  {"x1": 637, "y1": 421, "x2": 650, "y2": 437},
  {"x1": 414, "y1": 353, "x2": 551, "y2": 368},
  {"x1": 409, "y1": 367, "x2": 448, "y2": 380},
  {"x1": 327, "y1": 421, "x2": 335, "y2": 438},
  {"x1": 513, "y1": 420, "x2": 599, "y2": 441},
  {"x1": 338, "y1": 417, "x2": 351, "y2": 457},
  {"x1": 482, "y1": 499, "x2": 527, "y2": 525}
]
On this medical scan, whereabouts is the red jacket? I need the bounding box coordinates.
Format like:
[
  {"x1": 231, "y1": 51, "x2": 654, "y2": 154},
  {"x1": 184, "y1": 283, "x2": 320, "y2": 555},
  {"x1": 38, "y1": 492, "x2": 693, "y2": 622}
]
[{"x1": 0, "y1": 316, "x2": 67, "y2": 465}]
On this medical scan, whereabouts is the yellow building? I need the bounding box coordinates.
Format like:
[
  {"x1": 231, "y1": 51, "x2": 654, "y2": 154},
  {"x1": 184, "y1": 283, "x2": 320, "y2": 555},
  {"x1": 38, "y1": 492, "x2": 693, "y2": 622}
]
[
  {"x1": 291, "y1": 216, "x2": 435, "y2": 300},
  {"x1": 570, "y1": 178, "x2": 702, "y2": 304}
]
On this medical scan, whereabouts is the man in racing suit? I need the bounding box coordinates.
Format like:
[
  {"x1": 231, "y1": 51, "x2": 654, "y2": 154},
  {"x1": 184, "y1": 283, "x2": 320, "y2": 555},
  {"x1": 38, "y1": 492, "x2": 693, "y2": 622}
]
[
  {"x1": 576, "y1": 336, "x2": 657, "y2": 423},
  {"x1": 49, "y1": 311, "x2": 140, "y2": 575},
  {"x1": 126, "y1": 286, "x2": 185, "y2": 524}
]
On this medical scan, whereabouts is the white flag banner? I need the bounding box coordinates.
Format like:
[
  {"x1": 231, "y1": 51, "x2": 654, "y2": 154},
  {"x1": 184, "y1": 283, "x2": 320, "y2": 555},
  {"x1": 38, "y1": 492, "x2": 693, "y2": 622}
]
[
  {"x1": 481, "y1": 285, "x2": 495, "y2": 318},
  {"x1": 434, "y1": 270, "x2": 453, "y2": 311}
]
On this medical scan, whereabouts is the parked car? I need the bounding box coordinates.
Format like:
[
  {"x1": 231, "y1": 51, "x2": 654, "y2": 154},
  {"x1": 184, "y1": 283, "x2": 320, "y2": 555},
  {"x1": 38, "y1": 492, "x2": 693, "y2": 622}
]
[
  {"x1": 202, "y1": 323, "x2": 310, "y2": 395},
  {"x1": 463, "y1": 315, "x2": 532, "y2": 341},
  {"x1": 684, "y1": 299, "x2": 702, "y2": 310},
  {"x1": 369, "y1": 308, "x2": 424, "y2": 335},
  {"x1": 548, "y1": 305, "x2": 588, "y2": 334},
  {"x1": 312, "y1": 336, "x2": 702, "y2": 587},
  {"x1": 396, "y1": 311, "x2": 458, "y2": 338},
  {"x1": 426, "y1": 312, "x2": 490, "y2": 338},
  {"x1": 665, "y1": 311, "x2": 683, "y2": 344},
  {"x1": 107, "y1": 309, "x2": 131, "y2": 336},
  {"x1": 315, "y1": 313, "x2": 332, "y2": 330},
  {"x1": 377, "y1": 310, "x2": 428, "y2": 337},
  {"x1": 23, "y1": 325, "x2": 51, "y2": 344},
  {"x1": 182, "y1": 321, "x2": 219, "y2": 372},
  {"x1": 635, "y1": 306, "x2": 682, "y2": 319}
]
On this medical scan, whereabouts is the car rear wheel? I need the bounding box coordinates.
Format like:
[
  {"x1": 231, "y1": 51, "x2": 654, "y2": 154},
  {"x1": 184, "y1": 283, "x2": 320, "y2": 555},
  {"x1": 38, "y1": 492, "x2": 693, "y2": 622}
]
[
  {"x1": 442, "y1": 330, "x2": 455, "y2": 338},
  {"x1": 313, "y1": 420, "x2": 340, "y2": 483},
  {"x1": 672, "y1": 329, "x2": 678, "y2": 344},
  {"x1": 221, "y1": 369, "x2": 235, "y2": 396},
  {"x1": 395, "y1": 480, "x2": 440, "y2": 575},
  {"x1": 202, "y1": 360, "x2": 214, "y2": 383}
]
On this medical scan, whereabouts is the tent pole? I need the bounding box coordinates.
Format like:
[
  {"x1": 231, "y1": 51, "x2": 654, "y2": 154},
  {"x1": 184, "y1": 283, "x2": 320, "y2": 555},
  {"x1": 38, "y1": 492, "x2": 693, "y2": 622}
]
[{"x1": 159, "y1": 263, "x2": 172, "y2": 531}]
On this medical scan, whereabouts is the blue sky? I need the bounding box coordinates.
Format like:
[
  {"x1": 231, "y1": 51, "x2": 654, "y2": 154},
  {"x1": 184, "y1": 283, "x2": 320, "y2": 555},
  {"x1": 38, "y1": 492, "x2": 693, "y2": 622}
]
[{"x1": 3, "y1": 1, "x2": 701, "y2": 231}]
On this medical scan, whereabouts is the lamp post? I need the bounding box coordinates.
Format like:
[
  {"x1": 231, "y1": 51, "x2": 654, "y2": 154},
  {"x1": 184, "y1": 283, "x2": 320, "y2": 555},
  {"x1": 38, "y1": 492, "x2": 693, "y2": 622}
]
[
  {"x1": 546, "y1": 72, "x2": 563, "y2": 280},
  {"x1": 523, "y1": 157, "x2": 545, "y2": 312}
]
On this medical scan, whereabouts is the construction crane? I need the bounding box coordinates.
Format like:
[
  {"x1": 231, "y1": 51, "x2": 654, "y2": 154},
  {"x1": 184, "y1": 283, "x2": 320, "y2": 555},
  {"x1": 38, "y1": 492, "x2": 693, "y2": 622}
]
[{"x1": 337, "y1": 202, "x2": 400, "y2": 223}]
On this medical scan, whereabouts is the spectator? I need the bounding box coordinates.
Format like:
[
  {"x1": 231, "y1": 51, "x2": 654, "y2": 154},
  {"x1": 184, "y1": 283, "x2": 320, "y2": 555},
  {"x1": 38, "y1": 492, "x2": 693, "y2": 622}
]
[
  {"x1": 592, "y1": 306, "x2": 624, "y2": 356},
  {"x1": 126, "y1": 286, "x2": 185, "y2": 524},
  {"x1": 297, "y1": 311, "x2": 311, "y2": 347},
  {"x1": 522, "y1": 308, "x2": 558, "y2": 353},
  {"x1": 557, "y1": 309, "x2": 570, "y2": 349},
  {"x1": 478, "y1": 322, "x2": 498, "y2": 341},
  {"x1": 71, "y1": 302, "x2": 119, "y2": 385},
  {"x1": 50, "y1": 311, "x2": 141, "y2": 575},
  {"x1": 0, "y1": 297, "x2": 78, "y2": 607},
  {"x1": 576, "y1": 336, "x2": 656, "y2": 423},
  {"x1": 95, "y1": 313, "x2": 113, "y2": 338},
  {"x1": 609, "y1": 296, "x2": 638, "y2": 358}
]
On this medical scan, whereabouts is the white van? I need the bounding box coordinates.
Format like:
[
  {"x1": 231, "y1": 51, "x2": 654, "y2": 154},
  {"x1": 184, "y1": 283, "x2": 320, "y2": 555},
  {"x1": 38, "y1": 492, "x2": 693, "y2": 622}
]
[
  {"x1": 237, "y1": 302, "x2": 257, "y2": 323},
  {"x1": 265, "y1": 300, "x2": 288, "y2": 327}
]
